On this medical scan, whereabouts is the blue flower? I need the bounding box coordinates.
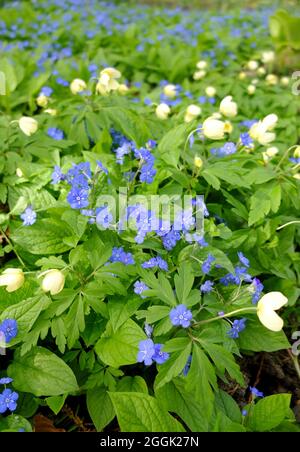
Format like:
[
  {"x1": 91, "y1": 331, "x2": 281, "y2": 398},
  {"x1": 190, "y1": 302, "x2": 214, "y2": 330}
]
[
  {"x1": 237, "y1": 251, "x2": 250, "y2": 268},
  {"x1": 20, "y1": 206, "x2": 36, "y2": 226},
  {"x1": 211, "y1": 142, "x2": 236, "y2": 157},
  {"x1": 110, "y1": 247, "x2": 135, "y2": 265},
  {"x1": 133, "y1": 280, "x2": 149, "y2": 298},
  {"x1": 152, "y1": 344, "x2": 169, "y2": 364},
  {"x1": 144, "y1": 323, "x2": 153, "y2": 338},
  {"x1": 162, "y1": 228, "x2": 180, "y2": 251},
  {"x1": 200, "y1": 280, "x2": 214, "y2": 293},
  {"x1": 47, "y1": 127, "x2": 64, "y2": 140},
  {"x1": 240, "y1": 132, "x2": 253, "y2": 147},
  {"x1": 0, "y1": 388, "x2": 19, "y2": 413},
  {"x1": 51, "y1": 165, "x2": 65, "y2": 184},
  {"x1": 137, "y1": 339, "x2": 155, "y2": 366},
  {"x1": 242, "y1": 409, "x2": 248, "y2": 416},
  {"x1": 182, "y1": 355, "x2": 192, "y2": 376},
  {"x1": 96, "y1": 160, "x2": 108, "y2": 175},
  {"x1": 251, "y1": 277, "x2": 264, "y2": 304},
  {"x1": 0, "y1": 377, "x2": 13, "y2": 385},
  {"x1": 96, "y1": 206, "x2": 113, "y2": 229},
  {"x1": 202, "y1": 254, "x2": 215, "y2": 274},
  {"x1": 249, "y1": 386, "x2": 264, "y2": 398},
  {"x1": 170, "y1": 304, "x2": 193, "y2": 328},
  {"x1": 227, "y1": 318, "x2": 247, "y2": 339},
  {"x1": 0, "y1": 319, "x2": 18, "y2": 343},
  {"x1": 141, "y1": 256, "x2": 168, "y2": 271},
  {"x1": 140, "y1": 163, "x2": 156, "y2": 184},
  {"x1": 67, "y1": 188, "x2": 89, "y2": 209},
  {"x1": 40, "y1": 86, "x2": 53, "y2": 97}
]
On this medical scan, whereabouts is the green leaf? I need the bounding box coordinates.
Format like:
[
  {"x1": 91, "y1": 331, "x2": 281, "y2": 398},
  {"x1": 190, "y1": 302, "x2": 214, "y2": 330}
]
[
  {"x1": 248, "y1": 394, "x2": 291, "y2": 432},
  {"x1": 0, "y1": 295, "x2": 50, "y2": 345},
  {"x1": 108, "y1": 296, "x2": 142, "y2": 332},
  {"x1": 87, "y1": 386, "x2": 115, "y2": 431},
  {"x1": 46, "y1": 395, "x2": 67, "y2": 415},
  {"x1": 0, "y1": 414, "x2": 32, "y2": 433},
  {"x1": 215, "y1": 390, "x2": 242, "y2": 424},
  {"x1": 174, "y1": 263, "x2": 194, "y2": 304},
  {"x1": 158, "y1": 124, "x2": 188, "y2": 167},
  {"x1": 65, "y1": 294, "x2": 85, "y2": 349},
  {"x1": 156, "y1": 380, "x2": 209, "y2": 432},
  {"x1": 11, "y1": 218, "x2": 74, "y2": 254},
  {"x1": 95, "y1": 319, "x2": 145, "y2": 367},
  {"x1": 116, "y1": 376, "x2": 148, "y2": 394},
  {"x1": 138, "y1": 268, "x2": 177, "y2": 306},
  {"x1": 248, "y1": 190, "x2": 271, "y2": 226},
  {"x1": 109, "y1": 392, "x2": 185, "y2": 432},
  {"x1": 8, "y1": 347, "x2": 79, "y2": 396},
  {"x1": 155, "y1": 343, "x2": 192, "y2": 391},
  {"x1": 238, "y1": 320, "x2": 290, "y2": 352}
]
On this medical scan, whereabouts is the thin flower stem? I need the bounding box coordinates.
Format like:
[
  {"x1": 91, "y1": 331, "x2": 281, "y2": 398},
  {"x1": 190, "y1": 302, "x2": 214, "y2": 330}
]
[
  {"x1": 276, "y1": 221, "x2": 300, "y2": 231},
  {"x1": 0, "y1": 226, "x2": 26, "y2": 268},
  {"x1": 288, "y1": 350, "x2": 300, "y2": 381},
  {"x1": 193, "y1": 306, "x2": 257, "y2": 327}
]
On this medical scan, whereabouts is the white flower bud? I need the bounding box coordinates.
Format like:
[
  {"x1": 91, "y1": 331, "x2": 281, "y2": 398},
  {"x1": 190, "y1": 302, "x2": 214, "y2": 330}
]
[
  {"x1": 219, "y1": 95, "x2": 238, "y2": 118},
  {"x1": 265, "y1": 74, "x2": 278, "y2": 86},
  {"x1": 36, "y1": 94, "x2": 48, "y2": 108},
  {"x1": 44, "y1": 108, "x2": 57, "y2": 116},
  {"x1": 247, "y1": 85, "x2": 256, "y2": 95},
  {"x1": 261, "y1": 50, "x2": 275, "y2": 64},
  {"x1": 163, "y1": 84, "x2": 177, "y2": 98},
  {"x1": 70, "y1": 78, "x2": 87, "y2": 95},
  {"x1": 155, "y1": 103, "x2": 170, "y2": 120},
  {"x1": 184, "y1": 104, "x2": 201, "y2": 122},
  {"x1": 19, "y1": 117, "x2": 38, "y2": 136},
  {"x1": 202, "y1": 118, "x2": 226, "y2": 140},
  {"x1": 205, "y1": 86, "x2": 216, "y2": 97},
  {"x1": 247, "y1": 60, "x2": 259, "y2": 71},
  {"x1": 41, "y1": 269, "x2": 65, "y2": 295},
  {"x1": 0, "y1": 268, "x2": 24, "y2": 293},
  {"x1": 196, "y1": 60, "x2": 207, "y2": 70}
]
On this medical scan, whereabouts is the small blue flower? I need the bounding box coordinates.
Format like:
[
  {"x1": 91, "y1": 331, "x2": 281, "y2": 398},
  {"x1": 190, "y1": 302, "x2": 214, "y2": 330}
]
[
  {"x1": 0, "y1": 388, "x2": 19, "y2": 413},
  {"x1": 251, "y1": 277, "x2": 264, "y2": 304},
  {"x1": 162, "y1": 228, "x2": 180, "y2": 251},
  {"x1": 96, "y1": 160, "x2": 108, "y2": 175},
  {"x1": 249, "y1": 386, "x2": 264, "y2": 398},
  {"x1": 96, "y1": 206, "x2": 113, "y2": 229},
  {"x1": 170, "y1": 304, "x2": 193, "y2": 328},
  {"x1": 237, "y1": 252, "x2": 250, "y2": 268},
  {"x1": 242, "y1": 409, "x2": 248, "y2": 417},
  {"x1": 227, "y1": 318, "x2": 247, "y2": 339},
  {"x1": 182, "y1": 355, "x2": 192, "y2": 376},
  {"x1": 240, "y1": 132, "x2": 253, "y2": 147},
  {"x1": 0, "y1": 319, "x2": 18, "y2": 343},
  {"x1": 47, "y1": 127, "x2": 64, "y2": 140},
  {"x1": 134, "y1": 280, "x2": 149, "y2": 298},
  {"x1": 0, "y1": 377, "x2": 13, "y2": 385},
  {"x1": 40, "y1": 86, "x2": 53, "y2": 97},
  {"x1": 20, "y1": 206, "x2": 36, "y2": 226},
  {"x1": 137, "y1": 339, "x2": 155, "y2": 366},
  {"x1": 152, "y1": 344, "x2": 169, "y2": 364},
  {"x1": 141, "y1": 257, "x2": 168, "y2": 272},
  {"x1": 51, "y1": 165, "x2": 65, "y2": 184},
  {"x1": 67, "y1": 188, "x2": 89, "y2": 209},
  {"x1": 140, "y1": 163, "x2": 156, "y2": 184},
  {"x1": 202, "y1": 254, "x2": 215, "y2": 274},
  {"x1": 144, "y1": 323, "x2": 153, "y2": 338},
  {"x1": 200, "y1": 280, "x2": 214, "y2": 293}
]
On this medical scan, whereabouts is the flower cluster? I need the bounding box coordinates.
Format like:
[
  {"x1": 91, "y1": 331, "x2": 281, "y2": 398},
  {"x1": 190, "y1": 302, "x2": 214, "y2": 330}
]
[
  {"x1": 109, "y1": 247, "x2": 135, "y2": 265},
  {"x1": 227, "y1": 318, "x2": 247, "y2": 339},
  {"x1": 169, "y1": 304, "x2": 193, "y2": 328},
  {"x1": 137, "y1": 339, "x2": 169, "y2": 366},
  {"x1": 0, "y1": 319, "x2": 18, "y2": 343}
]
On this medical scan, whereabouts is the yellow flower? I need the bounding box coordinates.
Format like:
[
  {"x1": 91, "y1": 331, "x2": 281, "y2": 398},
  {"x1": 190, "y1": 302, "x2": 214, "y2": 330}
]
[
  {"x1": 0, "y1": 268, "x2": 24, "y2": 292},
  {"x1": 202, "y1": 118, "x2": 226, "y2": 140},
  {"x1": 219, "y1": 95, "x2": 238, "y2": 118},
  {"x1": 194, "y1": 156, "x2": 203, "y2": 168},
  {"x1": 184, "y1": 104, "x2": 201, "y2": 123},
  {"x1": 163, "y1": 84, "x2": 177, "y2": 98},
  {"x1": 70, "y1": 78, "x2": 87, "y2": 94},
  {"x1": 41, "y1": 269, "x2": 65, "y2": 295},
  {"x1": 257, "y1": 292, "x2": 288, "y2": 332},
  {"x1": 118, "y1": 84, "x2": 129, "y2": 95},
  {"x1": 36, "y1": 94, "x2": 48, "y2": 108},
  {"x1": 155, "y1": 103, "x2": 170, "y2": 120},
  {"x1": 96, "y1": 67, "x2": 121, "y2": 95},
  {"x1": 18, "y1": 116, "x2": 38, "y2": 136}
]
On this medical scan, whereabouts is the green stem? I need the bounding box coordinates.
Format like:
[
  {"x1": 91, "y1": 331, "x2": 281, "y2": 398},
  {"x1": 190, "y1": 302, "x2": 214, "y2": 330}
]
[
  {"x1": 193, "y1": 306, "x2": 257, "y2": 327},
  {"x1": 276, "y1": 220, "x2": 300, "y2": 231},
  {"x1": 0, "y1": 226, "x2": 26, "y2": 268}
]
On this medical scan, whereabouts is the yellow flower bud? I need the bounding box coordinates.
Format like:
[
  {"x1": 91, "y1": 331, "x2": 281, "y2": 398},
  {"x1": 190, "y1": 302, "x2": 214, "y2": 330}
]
[
  {"x1": 155, "y1": 103, "x2": 170, "y2": 120},
  {"x1": 194, "y1": 156, "x2": 203, "y2": 168},
  {"x1": 257, "y1": 292, "x2": 288, "y2": 332},
  {"x1": 0, "y1": 268, "x2": 24, "y2": 293},
  {"x1": 70, "y1": 78, "x2": 87, "y2": 95},
  {"x1": 41, "y1": 269, "x2": 65, "y2": 295},
  {"x1": 36, "y1": 94, "x2": 48, "y2": 108},
  {"x1": 18, "y1": 117, "x2": 38, "y2": 136}
]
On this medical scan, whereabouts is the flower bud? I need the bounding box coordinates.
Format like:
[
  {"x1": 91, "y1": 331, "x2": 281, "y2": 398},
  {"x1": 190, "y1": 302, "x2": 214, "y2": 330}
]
[
  {"x1": 265, "y1": 74, "x2": 278, "y2": 86},
  {"x1": 247, "y1": 60, "x2": 259, "y2": 71},
  {"x1": 205, "y1": 86, "x2": 216, "y2": 97},
  {"x1": 155, "y1": 103, "x2": 170, "y2": 120},
  {"x1": 41, "y1": 269, "x2": 65, "y2": 295},
  {"x1": 163, "y1": 84, "x2": 177, "y2": 98},
  {"x1": 184, "y1": 104, "x2": 201, "y2": 123},
  {"x1": 118, "y1": 83, "x2": 129, "y2": 95},
  {"x1": 280, "y1": 76, "x2": 289, "y2": 86},
  {"x1": 193, "y1": 70, "x2": 206, "y2": 80},
  {"x1": 16, "y1": 168, "x2": 23, "y2": 177},
  {"x1": 293, "y1": 146, "x2": 300, "y2": 158},
  {"x1": 36, "y1": 94, "x2": 48, "y2": 108},
  {"x1": 239, "y1": 71, "x2": 247, "y2": 80},
  {"x1": 196, "y1": 60, "x2": 207, "y2": 70},
  {"x1": 247, "y1": 84, "x2": 256, "y2": 95},
  {"x1": 44, "y1": 108, "x2": 57, "y2": 116},
  {"x1": 257, "y1": 292, "x2": 288, "y2": 332},
  {"x1": 19, "y1": 116, "x2": 38, "y2": 136},
  {"x1": 202, "y1": 118, "x2": 226, "y2": 140},
  {"x1": 0, "y1": 268, "x2": 24, "y2": 293},
  {"x1": 219, "y1": 95, "x2": 238, "y2": 118},
  {"x1": 257, "y1": 67, "x2": 266, "y2": 76},
  {"x1": 261, "y1": 50, "x2": 275, "y2": 64},
  {"x1": 70, "y1": 78, "x2": 87, "y2": 95},
  {"x1": 194, "y1": 156, "x2": 203, "y2": 168}
]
